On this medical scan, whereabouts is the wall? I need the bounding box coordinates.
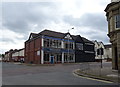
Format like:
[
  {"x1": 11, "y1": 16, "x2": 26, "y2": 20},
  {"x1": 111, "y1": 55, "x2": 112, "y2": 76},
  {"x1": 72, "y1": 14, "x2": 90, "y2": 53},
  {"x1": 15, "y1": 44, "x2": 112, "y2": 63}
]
[{"x1": 25, "y1": 38, "x2": 42, "y2": 64}]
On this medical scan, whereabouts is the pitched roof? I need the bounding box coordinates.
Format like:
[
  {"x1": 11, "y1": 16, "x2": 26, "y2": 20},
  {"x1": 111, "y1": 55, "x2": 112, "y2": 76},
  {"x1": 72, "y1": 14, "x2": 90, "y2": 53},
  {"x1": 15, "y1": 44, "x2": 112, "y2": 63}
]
[
  {"x1": 39, "y1": 29, "x2": 66, "y2": 38},
  {"x1": 31, "y1": 33, "x2": 38, "y2": 38},
  {"x1": 82, "y1": 37, "x2": 93, "y2": 43},
  {"x1": 27, "y1": 29, "x2": 93, "y2": 43}
]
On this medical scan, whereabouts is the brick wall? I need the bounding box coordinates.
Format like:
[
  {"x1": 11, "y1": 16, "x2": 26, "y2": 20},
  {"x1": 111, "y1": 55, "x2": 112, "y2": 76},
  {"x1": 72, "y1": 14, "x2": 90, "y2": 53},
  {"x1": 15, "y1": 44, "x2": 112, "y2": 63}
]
[{"x1": 25, "y1": 37, "x2": 42, "y2": 64}]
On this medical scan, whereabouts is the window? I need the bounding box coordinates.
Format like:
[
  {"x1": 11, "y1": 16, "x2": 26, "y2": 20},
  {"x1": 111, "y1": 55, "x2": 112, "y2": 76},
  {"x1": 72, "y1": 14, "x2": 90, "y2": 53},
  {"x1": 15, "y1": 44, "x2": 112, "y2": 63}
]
[
  {"x1": 64, "y1": 53, "x2": 74, "y2": 62},
  {"x1": 37, "y1": 50, "x2": 40, "y2": 56},
  {"x1": 115, "y1": 14, "x2": 120, "y2": 29},
  {"x1": 44, "y1": 53, "x2": 49, "y2": 61},
  {"x1": 64, "y1": 54, "x2": 68, "y2": 62},
  {"x1": 56, "y1": 54, "x2": 62, "y2": 61},
  {"x1": 64, "y1": 42, "x2": 74, "y2": 49},
  {"x1": 47, "y1": 39, "x2": 49, "y2": 47},
  {"x1": 44, "y1": 38, "x2": 62, "y2": 48},
  {"x1": 58, "y1": 41, "x2": 61, "y2": 48},
  {"x1": 76, "y1": 43, "x2": 83, "y2": 50}
]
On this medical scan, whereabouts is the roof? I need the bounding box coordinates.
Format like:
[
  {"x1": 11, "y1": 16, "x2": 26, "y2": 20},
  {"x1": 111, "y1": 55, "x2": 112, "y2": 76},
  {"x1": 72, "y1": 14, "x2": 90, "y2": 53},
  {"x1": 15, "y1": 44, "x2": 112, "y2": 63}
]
[
  {"x1": 27, "y1": 29, "x2": 93, "y2": 43},
  {"x1": 31, "y1": 33, "x2": 38, "y2": 38},
  {"x1": 82, "y1": 37, "x2": 93, "y2": 43},
  {"x1": 104, "y1": 44, "x2": 111, "y2": 48},
  {"x1": 39, "y1": 29, "x2": 66, "y2": 38},
  {"x1": 105, "y1": 2, "x2": 120, "y2": 12}
]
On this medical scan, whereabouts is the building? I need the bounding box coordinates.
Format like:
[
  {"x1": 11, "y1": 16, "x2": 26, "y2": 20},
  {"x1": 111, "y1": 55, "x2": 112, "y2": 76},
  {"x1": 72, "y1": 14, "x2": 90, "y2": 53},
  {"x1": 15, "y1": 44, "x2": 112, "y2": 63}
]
[
  {"x1": 104, "y1": 44, "x2": 112, "y2": 61},
  {"x1": 12, "y1": 48, "x2": 24, "y2": 62},
  {"x1": 105, "y1": 0, "x2": 120, "y2": 70},
  {"x1": 94, "y1": 40, "x2": 105, "y2": 61},
  {"x1": 4, "y1": 49, "x2": 13, "y2": 62},
  {"x1": 4, "y1": 48, "x2": 24, "y2": 62},
  {"x1": 25, "y1": 29, "x2": 95, "y2": 64},
  {"x1": 94, "y1": 40, "x2": 112, "y2": 62}
]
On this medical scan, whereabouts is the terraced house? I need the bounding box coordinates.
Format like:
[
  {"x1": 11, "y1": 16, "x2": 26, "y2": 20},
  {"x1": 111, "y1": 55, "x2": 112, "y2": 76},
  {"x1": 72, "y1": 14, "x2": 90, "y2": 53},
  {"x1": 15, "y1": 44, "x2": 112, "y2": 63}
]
[{"x1": 25, "y1": 30, "x2": 95, "y2": 64}]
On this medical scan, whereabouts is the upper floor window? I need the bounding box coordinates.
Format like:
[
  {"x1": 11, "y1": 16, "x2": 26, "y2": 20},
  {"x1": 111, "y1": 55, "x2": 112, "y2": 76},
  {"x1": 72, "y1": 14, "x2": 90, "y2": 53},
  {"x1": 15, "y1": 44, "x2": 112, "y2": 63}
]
[
  {"x1": 44, "y1": 38, "x2": 61, "y2": 48},
  {"x1": 115, "y1": 14, "x2": 120, "y2": 29},
  {"x1": 64, "y1": 42, "x2": 74, "y2": 49},
  {"x1": 76, "y1": 43, "x2": 83, "y2": 50}
]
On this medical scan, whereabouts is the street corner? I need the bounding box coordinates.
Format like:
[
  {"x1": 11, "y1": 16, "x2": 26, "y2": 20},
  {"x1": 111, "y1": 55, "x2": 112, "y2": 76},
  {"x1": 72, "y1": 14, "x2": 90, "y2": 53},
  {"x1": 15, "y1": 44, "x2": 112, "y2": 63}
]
[{"x1": 73, "y1": 69, "x2": 114, "y2": 84}]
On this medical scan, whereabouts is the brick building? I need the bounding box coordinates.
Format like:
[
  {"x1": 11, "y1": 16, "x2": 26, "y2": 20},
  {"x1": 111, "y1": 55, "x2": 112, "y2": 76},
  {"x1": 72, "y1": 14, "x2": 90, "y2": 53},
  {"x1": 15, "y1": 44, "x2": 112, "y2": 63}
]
[
  {"x1": 12, "y1": 48, "x2": 24, "y2": 62},
  {"x1": 4, "y1": 48, "x2": 24, "y2": 62},
  {"x1": 25, "y1": 29, "x2": 95, "y2": 64}
]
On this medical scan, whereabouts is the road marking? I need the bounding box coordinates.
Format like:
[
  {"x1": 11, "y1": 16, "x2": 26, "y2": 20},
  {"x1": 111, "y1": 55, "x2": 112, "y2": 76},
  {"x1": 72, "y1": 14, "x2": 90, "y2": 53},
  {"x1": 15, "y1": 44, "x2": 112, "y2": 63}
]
[{"x1": 73, "y1": 71, "x2": 113, "y2": 84}]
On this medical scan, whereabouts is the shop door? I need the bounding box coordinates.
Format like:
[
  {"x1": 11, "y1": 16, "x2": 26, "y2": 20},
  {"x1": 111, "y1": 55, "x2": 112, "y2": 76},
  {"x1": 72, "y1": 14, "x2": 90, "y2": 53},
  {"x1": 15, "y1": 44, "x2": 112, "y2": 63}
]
[{"x1": 50, "y1": 55, "x2": 54, "y2": 64}]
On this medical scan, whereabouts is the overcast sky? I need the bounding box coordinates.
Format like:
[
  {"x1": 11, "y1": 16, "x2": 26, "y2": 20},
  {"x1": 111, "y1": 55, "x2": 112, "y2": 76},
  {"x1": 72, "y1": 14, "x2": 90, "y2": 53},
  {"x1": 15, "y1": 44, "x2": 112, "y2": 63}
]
[{"x1": 1, "y1": 0, "x2": 111, "y2": 54}]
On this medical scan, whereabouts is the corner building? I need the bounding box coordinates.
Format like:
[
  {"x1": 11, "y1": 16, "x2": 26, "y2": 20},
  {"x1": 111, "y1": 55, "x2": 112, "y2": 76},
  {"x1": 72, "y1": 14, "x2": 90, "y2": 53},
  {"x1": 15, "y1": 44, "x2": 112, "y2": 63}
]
[
  {"x1": 105, "y1": 0, "x2": 120, "y2": 70},
  {"x1": 25, "y1": 30, "x2": 95, "y2": 64}
]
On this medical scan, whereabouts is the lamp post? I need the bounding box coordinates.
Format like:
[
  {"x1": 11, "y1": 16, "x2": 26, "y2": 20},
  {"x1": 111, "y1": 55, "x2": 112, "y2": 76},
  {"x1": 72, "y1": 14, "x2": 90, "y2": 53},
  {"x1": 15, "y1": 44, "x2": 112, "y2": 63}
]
[{"x1": 67, "y1": 27, "x2": 74, "y2": 63}]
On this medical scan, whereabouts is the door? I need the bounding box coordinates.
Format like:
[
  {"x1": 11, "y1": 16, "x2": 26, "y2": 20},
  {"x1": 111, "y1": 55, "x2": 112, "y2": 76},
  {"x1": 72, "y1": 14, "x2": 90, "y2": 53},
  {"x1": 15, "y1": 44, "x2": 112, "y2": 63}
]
[{"x1": 50, "y1": 55, "x2": 54, "y2": 64}]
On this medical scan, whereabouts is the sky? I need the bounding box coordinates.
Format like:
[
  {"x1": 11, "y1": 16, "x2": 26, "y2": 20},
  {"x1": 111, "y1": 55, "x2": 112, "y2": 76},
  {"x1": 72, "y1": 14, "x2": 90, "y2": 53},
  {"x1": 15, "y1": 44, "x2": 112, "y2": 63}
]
[{"x1": 0, "y1": 0, "x2": 111, "y2": 54}]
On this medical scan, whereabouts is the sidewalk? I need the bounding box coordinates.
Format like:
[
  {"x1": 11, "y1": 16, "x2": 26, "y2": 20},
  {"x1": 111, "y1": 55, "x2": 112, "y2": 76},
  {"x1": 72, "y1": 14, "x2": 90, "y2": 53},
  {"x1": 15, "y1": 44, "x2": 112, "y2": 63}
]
[{"x1": 74, "y1": 62, "x2": 119, "y2": 83}]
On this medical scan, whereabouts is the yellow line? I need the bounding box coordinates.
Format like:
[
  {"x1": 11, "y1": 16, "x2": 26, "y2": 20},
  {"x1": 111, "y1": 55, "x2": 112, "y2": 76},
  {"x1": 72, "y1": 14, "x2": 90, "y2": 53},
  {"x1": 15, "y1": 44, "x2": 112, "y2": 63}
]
[{"x1": 73, "y1": 72, "x2": 113, "y2": 84}]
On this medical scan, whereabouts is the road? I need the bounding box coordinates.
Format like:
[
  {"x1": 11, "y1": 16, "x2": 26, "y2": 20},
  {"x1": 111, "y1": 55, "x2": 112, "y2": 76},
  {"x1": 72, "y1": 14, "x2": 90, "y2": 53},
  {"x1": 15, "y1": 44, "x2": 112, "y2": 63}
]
[{"x1": 2, "y1": 62, "x2": 118, "y2": 85}]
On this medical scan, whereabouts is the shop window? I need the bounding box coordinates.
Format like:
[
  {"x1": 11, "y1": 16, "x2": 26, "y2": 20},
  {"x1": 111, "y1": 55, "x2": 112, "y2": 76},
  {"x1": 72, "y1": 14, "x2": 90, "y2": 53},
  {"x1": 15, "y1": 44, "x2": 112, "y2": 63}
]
[
  {"x1": 56, "y1": 54, "x2": 62, "y2": 61},
  {"x1": 64, "y1": 54, "x2": 68, "y2": 62},
  {"x1": 44, "y1": 53, "x2": 49, "y2": 61},
  {"x1": 70, "y1": 55, "x2": 73, "y2": 60}
]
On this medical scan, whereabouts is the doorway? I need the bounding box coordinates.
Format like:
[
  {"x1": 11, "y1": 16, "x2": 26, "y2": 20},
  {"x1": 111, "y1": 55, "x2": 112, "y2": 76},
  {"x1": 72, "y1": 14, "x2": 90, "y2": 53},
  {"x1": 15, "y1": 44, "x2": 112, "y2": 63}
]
[{"x1": 115, "y1": 47, "x2": 118, "y2": 70}]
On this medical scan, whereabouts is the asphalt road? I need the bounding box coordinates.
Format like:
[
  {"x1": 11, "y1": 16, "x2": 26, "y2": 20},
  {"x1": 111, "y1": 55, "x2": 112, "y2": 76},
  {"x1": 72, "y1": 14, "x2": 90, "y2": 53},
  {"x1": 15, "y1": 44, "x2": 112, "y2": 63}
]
[{"x1": 2, "y1": 62, "x2": 118, "y2": 85}]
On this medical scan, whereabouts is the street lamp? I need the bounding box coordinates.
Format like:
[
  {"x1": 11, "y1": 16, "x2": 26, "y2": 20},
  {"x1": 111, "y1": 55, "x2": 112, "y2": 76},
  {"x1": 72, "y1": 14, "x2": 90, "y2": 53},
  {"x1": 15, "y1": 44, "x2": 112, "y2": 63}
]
[{"x1": 67, "y1": 27, "x2": 74, "y2": 63}]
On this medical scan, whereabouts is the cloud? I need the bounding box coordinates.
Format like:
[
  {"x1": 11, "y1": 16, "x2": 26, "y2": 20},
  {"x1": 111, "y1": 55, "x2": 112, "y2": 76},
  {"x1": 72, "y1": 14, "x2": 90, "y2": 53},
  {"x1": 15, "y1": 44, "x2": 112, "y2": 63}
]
[
  {"x1": 63, "y1": 13, "x2": 107, "y2": 32},
  {"x1": 1, "y1": 1, "x2": 111, "y2": 53},
  {"x1": 2, "y1": 2, "x2": 61, "y2": 34}
]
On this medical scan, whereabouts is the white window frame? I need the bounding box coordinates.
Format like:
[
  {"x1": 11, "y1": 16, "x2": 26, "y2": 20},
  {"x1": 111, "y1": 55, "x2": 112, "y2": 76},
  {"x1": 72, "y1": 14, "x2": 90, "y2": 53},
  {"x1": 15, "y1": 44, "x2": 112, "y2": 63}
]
[{"x1": 114, "y1": 14, "x2": 120, "y2": 29}]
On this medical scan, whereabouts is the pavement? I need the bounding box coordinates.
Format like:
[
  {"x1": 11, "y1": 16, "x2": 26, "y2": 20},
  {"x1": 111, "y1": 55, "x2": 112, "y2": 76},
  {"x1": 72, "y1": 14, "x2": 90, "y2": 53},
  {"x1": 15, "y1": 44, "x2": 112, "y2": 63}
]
[{"x1": 74, "y1": 61, "x2": 119, "y2": 83}]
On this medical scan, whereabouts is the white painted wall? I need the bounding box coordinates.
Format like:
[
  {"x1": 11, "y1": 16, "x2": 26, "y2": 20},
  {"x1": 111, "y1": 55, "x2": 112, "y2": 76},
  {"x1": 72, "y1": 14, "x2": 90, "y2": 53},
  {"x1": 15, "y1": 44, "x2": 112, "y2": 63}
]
[
  {"x1": 12, "y1": 52, "x2": 19, "y2": 57},
  {"x1": 12, "y1": 49, "x2": 24, "y2": 57},
  {"x1": 104, "y1": 48, "x2": 112, "y2": 59},
  {"x1": 94, "y1": 41, "x2": 112, "y2": 60},
  {"x1": 19, "y1": 49, "x2": 24, "y2": 56}
]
